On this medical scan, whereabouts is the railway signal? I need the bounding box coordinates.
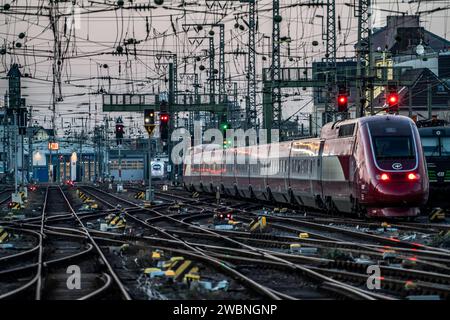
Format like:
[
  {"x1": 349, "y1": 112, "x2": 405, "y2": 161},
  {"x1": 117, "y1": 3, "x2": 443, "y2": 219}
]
[
  {"x1": 337, "y1": 94, "x2": 348, "y2": 113},
  {"x1": 143, "y1": 109, "x2": 157, "y2": 202},
  {"x1": 160, "y1": 112, "x2": 169, "y2": 142},
  {"x1": 219, "y1": 113, "x2": 228, "y2": 131},
  {"x1": 219, "y1": 114, "x2": 230, "y2": 148},
  {"x1": 144, "y1": 109, "x2": 155, "y2": 125},
  {"x1": 386, "y1": 88, "x2": 399, "y2": 114},
  {"x1": 115, "y1": 117, "x2": 125, "y2": 192},
  {"x1": 115, "y1": 117, "x2": 124, "y2": 145},
  {"x1": 144, "y1": 109, "x2": 156, "y2": 136}
]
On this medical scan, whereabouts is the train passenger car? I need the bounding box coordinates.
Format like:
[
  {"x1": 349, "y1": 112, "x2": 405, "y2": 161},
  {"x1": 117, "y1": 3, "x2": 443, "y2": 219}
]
[
  {"x1": 151, "y1": 159, "x2": 166, "y2": 180},
  {"x1": 183, "y1": 115, "x2": 429, "y2": 218},
  {"x1": 418, "y1": 125, "x2": 450, "y2": 208}
]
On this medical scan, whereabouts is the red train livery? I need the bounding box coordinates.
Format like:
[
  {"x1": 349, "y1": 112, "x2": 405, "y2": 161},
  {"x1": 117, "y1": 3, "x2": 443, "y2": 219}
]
[{"x1": 183, "y1": 115, "x2": 429, "y2": 218}]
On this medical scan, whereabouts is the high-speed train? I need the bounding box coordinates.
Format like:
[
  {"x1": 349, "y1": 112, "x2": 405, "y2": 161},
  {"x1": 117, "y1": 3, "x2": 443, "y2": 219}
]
[
  {"x1": 183, "y1": 115, "x2": 429, "y2": 218},
  {"x1": 151, "y1": 159, "x2": 166, "y2": 180}
]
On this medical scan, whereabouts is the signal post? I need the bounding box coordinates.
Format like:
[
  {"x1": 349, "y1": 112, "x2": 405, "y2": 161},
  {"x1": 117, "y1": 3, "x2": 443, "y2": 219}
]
[
  {"x1": 144, "y1": 109, "x2": 156, "y2": 202},
  {"x1": 115, "y1": 117, "x2": 124, "y2": 192}
]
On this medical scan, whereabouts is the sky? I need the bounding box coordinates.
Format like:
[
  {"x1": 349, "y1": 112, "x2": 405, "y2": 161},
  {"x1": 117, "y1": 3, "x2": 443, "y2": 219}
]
[{"x1": 1, "y1": 0, "x2": 450, "y2": 139}]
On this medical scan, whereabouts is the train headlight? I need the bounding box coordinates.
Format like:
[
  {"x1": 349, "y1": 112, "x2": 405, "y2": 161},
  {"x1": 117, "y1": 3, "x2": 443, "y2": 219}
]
[
  {"x1": 407, "y1": 173, "x2": 419, "y2": 181},
  {"x1": 377, "y1": 173, "x2": 390, "y2": 181}
]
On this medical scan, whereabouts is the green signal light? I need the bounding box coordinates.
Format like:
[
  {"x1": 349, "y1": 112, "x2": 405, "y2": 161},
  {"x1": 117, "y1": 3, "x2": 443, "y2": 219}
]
[{"x1": 221, "y1": 123, "x2": 228, "y2": 130}]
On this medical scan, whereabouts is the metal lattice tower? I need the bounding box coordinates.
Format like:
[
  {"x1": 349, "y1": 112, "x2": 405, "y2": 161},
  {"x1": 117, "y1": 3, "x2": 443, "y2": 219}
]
[
  {"x1": 324, "y1": 0, "x2": 337, "y2": 124},
  {"x1": 182, "y1": 24, "x2": 225, "y2": 103},
  {"x1": 155, "y1": 52, "x2": 177, "y2": 103},
  {"x1": 218, "y1": 25, "x2": 226, "y2": 103},
  {"x1": 271, "y1": 0, "x2": 281, "y2": 130},
  {"x1": 355, "y1": 0, "x2": 372, "y2": 117},
  {"x1": 209, "y1": 36, "x2": 216, "y2": 105},
  {"x1": 246, "y1": 0, "x2": 257, "y2": 129},
  {"x1": 172, "y1": 55, "x2": 178, "y2": 105}
]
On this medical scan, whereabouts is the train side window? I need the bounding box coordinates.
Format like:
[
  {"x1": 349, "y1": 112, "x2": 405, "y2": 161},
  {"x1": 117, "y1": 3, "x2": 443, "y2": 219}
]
[{"x1": 338, "y1": 124, "x2": 355, "y2": 137}]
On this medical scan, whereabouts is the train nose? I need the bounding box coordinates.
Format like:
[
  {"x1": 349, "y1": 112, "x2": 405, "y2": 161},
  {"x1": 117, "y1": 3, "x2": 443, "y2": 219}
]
[{"x1": 373, "y1": 181, "x2": 427, "y2": 205}]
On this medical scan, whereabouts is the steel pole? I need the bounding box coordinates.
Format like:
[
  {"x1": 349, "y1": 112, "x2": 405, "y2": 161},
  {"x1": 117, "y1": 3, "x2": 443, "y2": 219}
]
[
  {"x1": 147, "y1": 137, "x2": 153, "y2": 202},
  {"x1": 13, "y1": 110, "x2": 18, "y2": 193}
]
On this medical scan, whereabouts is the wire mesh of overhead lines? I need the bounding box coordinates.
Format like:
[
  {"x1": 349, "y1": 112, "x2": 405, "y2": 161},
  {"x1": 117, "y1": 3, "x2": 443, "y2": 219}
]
[{"x1": 1, "y1": 0, "x2": 449, "y2": 142}]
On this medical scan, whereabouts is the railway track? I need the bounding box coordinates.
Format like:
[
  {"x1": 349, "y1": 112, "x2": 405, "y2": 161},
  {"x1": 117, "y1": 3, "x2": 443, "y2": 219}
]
[
  {"x1": 79, "y1": 185, "x2": 399, "y2": 300},
  {"x1": 0, "y1": 186, "x2": 131, "y2": 300},
  {"x1": 152, "y1": 188, "x2": 450, "y2": 254},
  {"x1": 0, "y1": 189, "x2": 12, "y2": 208},
  {"x1": 122, "y1": 186, "x2": 450, "y2": 298}
]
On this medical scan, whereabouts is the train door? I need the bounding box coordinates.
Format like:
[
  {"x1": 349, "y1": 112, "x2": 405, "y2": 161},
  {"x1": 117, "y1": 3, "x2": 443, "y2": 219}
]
[
  {"x1": 235, "y1": 146, "x2": 250, "y2": 198},
  {"x1": 193, "y1": 148, "x2": 203, "y2": 192},
  {"x1": 250, "y1": 144, "x2": 267, "y2": 200},
  {"x1": 221, "y1": 147, "x2": 234, "y2": 195},
  {"x1": 315, "y1": 140, "x2": 325, "y2": 203},
  {"x1": 286, "y1": 141, "x2": 293, "y2": 201}
]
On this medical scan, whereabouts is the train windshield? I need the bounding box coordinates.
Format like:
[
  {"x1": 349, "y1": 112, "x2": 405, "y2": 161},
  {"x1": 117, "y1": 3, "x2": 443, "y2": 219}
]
[
  {"x1": 372, "y1": 136, "x2": 415, "y2": 159},
  {"x1": 420, "y1": 136, "x2": 450, "y2": 157},
  {"x1": 421, "y1": 137, "x2": 440, "y2": 156},
  {"x1": 442, "y1": 137, "x2": 450, "y2": 156}
]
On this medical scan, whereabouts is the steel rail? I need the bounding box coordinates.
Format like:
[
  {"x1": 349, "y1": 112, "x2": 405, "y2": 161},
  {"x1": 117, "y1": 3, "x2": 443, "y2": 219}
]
[
  {"x1": 156, "y1": 190, "x2": 450, "y2": 260},
  {"x1": 56, "y1": 186, "x2": 132, "y2": 300},
  {"x1": 80, "y1": 186, "x2": 382, "y2": 300}
]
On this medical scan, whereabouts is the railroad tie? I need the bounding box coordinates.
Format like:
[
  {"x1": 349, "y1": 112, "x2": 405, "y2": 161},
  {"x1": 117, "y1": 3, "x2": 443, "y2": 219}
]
[{"x1": 0, "y1": 227, "x2": 9, "y2": 243}]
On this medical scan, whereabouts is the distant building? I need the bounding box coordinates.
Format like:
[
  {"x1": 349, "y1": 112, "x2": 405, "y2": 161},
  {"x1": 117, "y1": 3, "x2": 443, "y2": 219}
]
[
  {"x1": 370, "y1": 16, "x2": 450, "y2": 120},
  {"x1": 311, "y1": 15, "x2": 450, "y2": 135},
  {"x1": 372, "y1": 68, "x2": 450, "y2": 121},
  {"x1": 371, "y1": 16, "x2": 450, "y2": 56}
]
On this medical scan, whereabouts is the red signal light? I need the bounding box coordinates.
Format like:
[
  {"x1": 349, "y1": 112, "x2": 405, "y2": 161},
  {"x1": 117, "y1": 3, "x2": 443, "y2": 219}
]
[
  {"x1": 380, "y1": 173, "x2": 389, "y2": 181},
  {"x1": 387, "y1": 92, "x2": 399, "y2": 111},
  {"x1": 388, "y1": 95, "x2": 398, "y2": 104},
  {"x1": 337, "y1": 94, "x2": 348, "y2": 112},
  {"x1": 160, "y1": 114, "x2": 169, "y2": 122}
]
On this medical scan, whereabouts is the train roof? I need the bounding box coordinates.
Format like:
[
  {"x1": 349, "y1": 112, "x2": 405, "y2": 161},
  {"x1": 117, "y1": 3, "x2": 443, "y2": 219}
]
[{"x1": 320, "y1": 115, "x2": 415, "y2": 139}]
